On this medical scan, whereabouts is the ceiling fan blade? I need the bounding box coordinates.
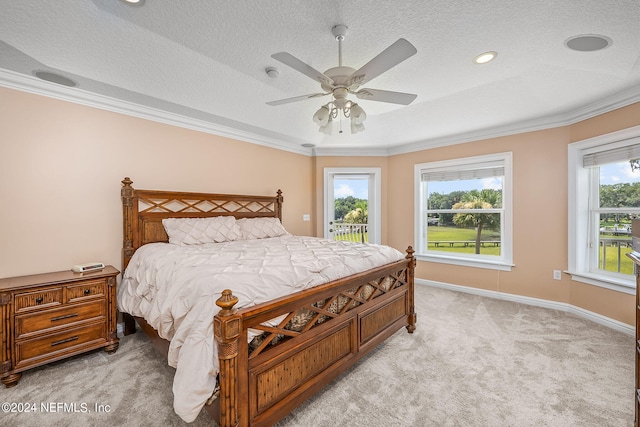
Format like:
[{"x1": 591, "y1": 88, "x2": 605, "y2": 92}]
[
  {"x1": 354, "y1": 88, "x2": 417, "y2": 105},
  {"x1": 348, "y1": 38, "x2": 417, "y2": 87},
  {"x1": 271, "y1": 52, "x2": 335, "y2": 87},
  {"x1": 266, "y1": 92, "x2": 330, "y2": 106}
]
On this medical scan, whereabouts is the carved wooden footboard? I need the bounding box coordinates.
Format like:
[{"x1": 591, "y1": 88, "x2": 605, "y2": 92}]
[
  {"x1": 215, "y1": 252, "x2": 415, "y2": 427},
  {"x1": 120, "y1": 177, "x2": 416, "y2": 427}
]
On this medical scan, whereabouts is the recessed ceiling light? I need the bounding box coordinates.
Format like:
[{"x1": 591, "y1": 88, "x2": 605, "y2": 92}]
[
  {"x1": 473, "y1": 51, "x2": 498, "y2": 64},
  {"x1": 120, "y1": 0, "x2": 145, "y2": 6},
  {"x1": 301, "y1": 143, "x2": 315, "y2": 148},
  {"x1": 565, "y1": 34, "x2": 612, "y2": 52},
  {"x1": 33, "y1": 71, "x2": 77, "y2": 87}
]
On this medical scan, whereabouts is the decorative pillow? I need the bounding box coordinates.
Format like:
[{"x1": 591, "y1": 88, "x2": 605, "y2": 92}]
[
  {"x1": 236, "y1": 217, "x2": 289, "y2": 240},
  {"x1": 162, "y1": 216, "x2": 241, "y2": 245}
]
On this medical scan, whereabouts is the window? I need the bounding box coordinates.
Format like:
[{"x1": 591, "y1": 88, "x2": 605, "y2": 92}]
[
  {"x1": 415, "y1": 152, "x2": 513, "y2": 270},
  {"x1": 568, "y1": 125, "x2": 640, "y2": 294}
]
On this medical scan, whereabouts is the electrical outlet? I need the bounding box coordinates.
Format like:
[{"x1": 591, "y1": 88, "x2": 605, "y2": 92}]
[{"x1": 553, "y1": 270, "x2": 562, "y2": 280}]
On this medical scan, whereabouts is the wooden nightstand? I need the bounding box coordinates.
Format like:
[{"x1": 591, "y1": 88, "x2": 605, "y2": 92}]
[{"x1": 0, "y1": 266, "x2": 120, "y2": 387}]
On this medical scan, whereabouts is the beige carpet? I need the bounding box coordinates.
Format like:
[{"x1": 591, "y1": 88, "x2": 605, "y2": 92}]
[{"x1": 2, "y1": 285, "x2": 634, "y2": 426}]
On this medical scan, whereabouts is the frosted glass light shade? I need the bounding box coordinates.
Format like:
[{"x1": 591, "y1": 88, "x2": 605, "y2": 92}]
[
  {"x1": 319, "y1": 118, "x2": 333, "y2": 135},
  {"x1": 351, "y1": 121, "x2": 365, "y2": 134},
  {"x1": 350, "y1": 103, "x2": 366, "y2": 124},
  {"x1": 313, "y1": 106, "x2": 330, "y2": 126}
]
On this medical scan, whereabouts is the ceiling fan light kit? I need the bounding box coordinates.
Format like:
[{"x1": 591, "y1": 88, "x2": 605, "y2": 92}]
[
  {"x1": 267, "y1": 24, "x2": 417, "y2": 136},
  {"x1": 313, "y1": 99, "x2": 367, "y2": 135}
]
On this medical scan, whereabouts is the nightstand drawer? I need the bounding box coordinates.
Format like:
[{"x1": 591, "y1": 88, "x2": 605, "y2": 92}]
[
  {"x1": 66, "y1": 279, "x2": 105, "y2": 303},
  {"x1": 15, "y1": 300, "x2": 106, "y2": 339},
  {"x1": 1, "y1": 266, "x2": 120, "y2": 388},
  {"x1": 15, "y1": 322, "x2": 107, "y2": 367},
  {"x1": 15, "y1": 287, "x2": 63, "y2": 313}
]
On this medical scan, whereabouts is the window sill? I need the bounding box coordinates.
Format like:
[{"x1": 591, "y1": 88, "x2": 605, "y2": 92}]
[
  {"x1": 416, "y1": 253, "x2": 513, "y2": 271},
  {"x1": 567, "y1": 271, "x2": 635, "y2": 295}
]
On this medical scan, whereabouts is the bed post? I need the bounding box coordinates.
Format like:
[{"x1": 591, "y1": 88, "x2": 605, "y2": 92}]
[
  {"x1": 121, "y1": 177, "x2": 135, "y2": 271},
  {"x1": 121, "y1": 177, "x2": 140, "y2": 335},
  {"x1": 275, "y1": 189, "x2": 283, "y2": 221},
  {"x1": 214, "y1": 290, "x2": 242, "y2": 427},
  {"x1": 405, "y1": 246, "x2": 417, "y2": 333}
]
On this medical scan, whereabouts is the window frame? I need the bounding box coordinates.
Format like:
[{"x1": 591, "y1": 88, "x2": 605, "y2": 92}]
[
  {"x1": 567, "y1": 125, "x2": 640, "y2": 295},
  {"x1": 414, "y1": 152, "x2": 513, "y2": 271}
]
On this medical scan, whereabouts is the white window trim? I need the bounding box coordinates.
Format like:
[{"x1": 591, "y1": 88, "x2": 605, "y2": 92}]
[
  {"x1": 414, "y1": 152, "x2": 513, "y2": 271},
  {"x1": 567, "y1": 124, "x2": 640, "y2": 295}
]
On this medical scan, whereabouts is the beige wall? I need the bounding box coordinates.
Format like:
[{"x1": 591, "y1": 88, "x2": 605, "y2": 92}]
[
  {"x1": 387, "y1": 103, "x2": 640, "y2": 326},
  {"x1": 2, "y1": 84, "x2": 638, "y2": 326},
  {"x1": 0, "y1": 87, "x2": 313, "y2": 278}
]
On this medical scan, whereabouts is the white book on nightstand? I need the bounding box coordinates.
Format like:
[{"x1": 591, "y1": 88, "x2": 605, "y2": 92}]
[{"x1": 71, "y1": 262, "x2": 105, "y2": 273}]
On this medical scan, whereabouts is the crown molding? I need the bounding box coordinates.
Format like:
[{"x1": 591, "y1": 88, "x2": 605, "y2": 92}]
[
  {"x1": 2, "y1": 68, "x2": 638, "y2": 158},
  {"x1": 312, "y1": 146, "x2": 389, "y2": 157},
  {"x1": 0, "y1": 69, "x2": 313, "y2": 156},
  {"x1": 386, "y1": 86, "x2": 640, "y2": 156}
]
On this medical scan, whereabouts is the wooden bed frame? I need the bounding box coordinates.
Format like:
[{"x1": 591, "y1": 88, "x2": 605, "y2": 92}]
[{"x1": 120, "y1": 177, "x2": 416, "y2": 427}]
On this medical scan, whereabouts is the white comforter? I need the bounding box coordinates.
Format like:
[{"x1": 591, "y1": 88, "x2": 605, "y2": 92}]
[{"x1": 117, "y1": 235, "x2": 404, "y2": 422}]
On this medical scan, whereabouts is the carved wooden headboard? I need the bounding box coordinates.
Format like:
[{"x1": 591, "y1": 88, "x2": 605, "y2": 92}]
[{"x1": 120, "y1": 177, "x2": 283, "y2": 270}]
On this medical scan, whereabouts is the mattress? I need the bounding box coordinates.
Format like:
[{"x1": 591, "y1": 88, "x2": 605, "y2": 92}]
[{"x1": 118, "y1": 235, "x2": 404, "y2": 422}]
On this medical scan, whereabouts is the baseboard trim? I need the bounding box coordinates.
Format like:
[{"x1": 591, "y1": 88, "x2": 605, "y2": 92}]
[{"x1": 416, "y1": 278, "x2": 634, "y2": 336}]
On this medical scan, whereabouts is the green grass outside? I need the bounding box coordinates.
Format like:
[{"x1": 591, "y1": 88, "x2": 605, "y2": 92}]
[
  {"x1": 598, "y1": 219, "x2": 635, "y2": 274},
  {"x1": 336, "y1": 224, "x2": 635, "y2": 275},
  {"x1": 427, "y1": 226, "x2": 635, "y2": 275},
  {"x1": 599, "y1": 233, "x2": 634, "y2": 274},
  {"x1": 426, "y1": 226, "x2": 501, "y2": 256}
]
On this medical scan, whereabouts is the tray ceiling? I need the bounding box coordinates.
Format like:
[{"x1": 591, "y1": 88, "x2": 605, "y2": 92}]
[{"x1": 1, "y1": 0, "x2": 639, "y2": 155}]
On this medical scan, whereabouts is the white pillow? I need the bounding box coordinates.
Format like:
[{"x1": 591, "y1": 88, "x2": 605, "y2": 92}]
[
  {"x1": 162, "y1": 216, "x2": 241, "y2": 245},
  {"x1": 236, "y1": 217, "x2": 289, "y2": 240}
]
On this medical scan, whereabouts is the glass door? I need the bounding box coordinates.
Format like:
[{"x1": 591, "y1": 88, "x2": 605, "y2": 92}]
[{"x1": 324, "y1": 168, "x2": 381, "y2": 244}]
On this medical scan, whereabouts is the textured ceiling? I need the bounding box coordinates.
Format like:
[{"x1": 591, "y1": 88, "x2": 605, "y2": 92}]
[{"x1": 1, "y1": 0, "x2": 639, "y2": 155}]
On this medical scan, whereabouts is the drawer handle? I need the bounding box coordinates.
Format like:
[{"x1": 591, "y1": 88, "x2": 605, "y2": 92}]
[
  {"x1": 51, "y1": 336, "x2": 79, "y2": 347},
  {"x1": 35, "y1": 297, "x2": 44, "y2": 304},
  {"x1": 50, "y1": 313, "x2": 79, "y2": 322},
  {"x1": 84, "y1": 289, "x2": 91, "y2": 296}
]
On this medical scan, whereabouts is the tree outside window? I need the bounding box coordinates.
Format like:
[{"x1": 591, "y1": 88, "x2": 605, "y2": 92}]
[{"x1": 415, "y1": 152, "x2": 512, "y2": 270}]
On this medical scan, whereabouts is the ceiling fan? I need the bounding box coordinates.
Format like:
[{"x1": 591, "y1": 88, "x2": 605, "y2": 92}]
[{"x1": 266, "y1": 25, "x2": 418, "y2": 134}]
